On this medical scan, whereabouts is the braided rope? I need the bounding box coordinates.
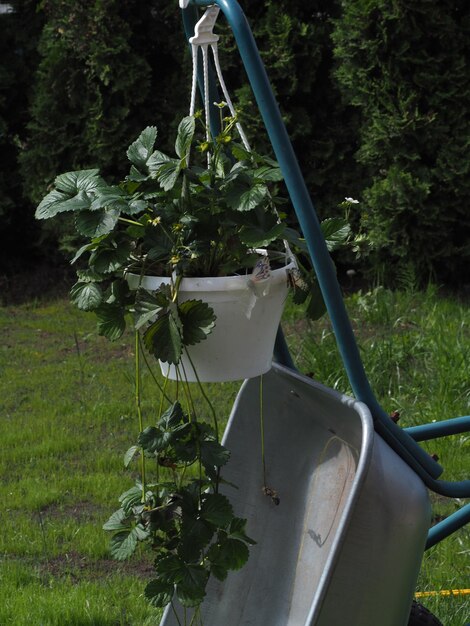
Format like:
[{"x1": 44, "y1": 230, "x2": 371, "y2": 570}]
[{"x1": 210, "y1": 43, "x2": 251, "y2": 151}]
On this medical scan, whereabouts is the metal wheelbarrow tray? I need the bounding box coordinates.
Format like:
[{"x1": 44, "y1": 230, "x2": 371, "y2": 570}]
[{"x1": 162, "y1": 364, "x2": 431, "y2": 626}]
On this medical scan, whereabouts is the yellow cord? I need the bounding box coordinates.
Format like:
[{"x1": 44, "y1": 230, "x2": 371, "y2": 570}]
[{"x1": 415, "y1": 589, "x2": 470, "y2": 598}]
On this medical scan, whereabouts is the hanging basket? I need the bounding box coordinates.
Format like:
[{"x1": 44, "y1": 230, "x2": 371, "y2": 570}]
[{"x1": 127, "y1": 256, "x2": 295, "y2": 382}]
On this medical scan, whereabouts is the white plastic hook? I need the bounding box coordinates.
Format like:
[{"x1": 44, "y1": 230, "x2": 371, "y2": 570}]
[{"x1": 189, "y1": 5, "x2": 220, "y2": 45}]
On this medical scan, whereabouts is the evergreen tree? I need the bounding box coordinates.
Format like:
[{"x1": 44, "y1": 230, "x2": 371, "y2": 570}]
[
  {"x1": 0, "y1": 0, "x2": 44, "y2": 271},
  {"x1": 333, "y1": 0, "x2": 470, "y2": 285},
  {"x1": 220, "y1": 0, "x2": 361, "y2": 218},
  {"x1": 19, "y1": 0, "x2": 153, "y2": 203},
  {"x1": 17, "y1": 0, "x2": 191, "y2": 265}
]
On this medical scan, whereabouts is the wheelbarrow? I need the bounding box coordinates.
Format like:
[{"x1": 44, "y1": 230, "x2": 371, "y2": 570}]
[{"x1": 161, "y1": 2, "x2": 470, "y2": 624}]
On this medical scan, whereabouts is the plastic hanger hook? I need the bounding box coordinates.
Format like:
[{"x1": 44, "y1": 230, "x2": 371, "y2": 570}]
[{"x1": 189, "y1": 5, "x2": 220, "y2": 45}]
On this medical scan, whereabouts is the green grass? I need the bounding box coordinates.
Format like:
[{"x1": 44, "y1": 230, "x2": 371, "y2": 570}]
[
  {"x1": 0, "y1": 299, "x2": 239, "y2": 625},
  {"x1": 1, "y1": 287, "x2": 469, "y2": 625}
]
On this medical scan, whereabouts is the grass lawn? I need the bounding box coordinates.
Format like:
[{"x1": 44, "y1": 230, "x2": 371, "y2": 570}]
[{"x1": 1, "y1": 286, "x2": 468, "y2": 625}]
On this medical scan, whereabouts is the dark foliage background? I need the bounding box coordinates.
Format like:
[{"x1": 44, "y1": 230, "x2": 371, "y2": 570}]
[
  {"x1": 1, "y1": 0, "x2": 468, "y2": 292},
  {"x1": 333, "y1": 0, "x2": 470, "y2": 285}
]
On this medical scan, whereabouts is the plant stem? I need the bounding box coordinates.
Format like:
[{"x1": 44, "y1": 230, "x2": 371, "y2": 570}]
[
  {"x1": 135, "y1": 332, "x2": 147, "y2": 502},
  {"x1": 158, "y1": 372, "x2": 170, "y2": 420},
  {"x1": 170, "y1": 602, "x2": 183, "y2": 626},
  {"x1": 189, "y1": 606, "x2": 202, "y2": 626},
  {"x1": 177, "y1": 462, "x2": 189, "y2": 490},
  {"x1": 184, "y1": 347, "x2": 219, "y2": 442},
  {"x1": 118, "y1": 216, "x2": 142, "y2": 227},
  {"x1": 138, "y1": 334, "x2": 172, "y2": 404},
  {"x1": 157, "y1": 219, "x2": 176, "y2": 246},
  {"x1": 179, "y1": 361, "x2": 198, "y2": 423},
  {"x1": 183, "y1": 347, "x2": 221, "y2": 495}
]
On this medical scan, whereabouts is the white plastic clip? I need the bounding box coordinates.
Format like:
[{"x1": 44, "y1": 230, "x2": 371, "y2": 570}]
[
  {"x1": 189, "y1": 5, "x2": 220, "y2": 45},
  {"x1": 179, "y1": 0, "x2": 190, "y2": 8}
]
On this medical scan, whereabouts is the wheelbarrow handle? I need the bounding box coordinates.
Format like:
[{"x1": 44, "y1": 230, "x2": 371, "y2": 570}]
[
  {"x1": 181, "y1": 0, "x2": 470, "y2": 507},
  {"x1": 405, "y1": 415, "x2": 470, "y2": 441},
  {"x1": 426, "y1": 502, "x2": 470, "y2": 549}
]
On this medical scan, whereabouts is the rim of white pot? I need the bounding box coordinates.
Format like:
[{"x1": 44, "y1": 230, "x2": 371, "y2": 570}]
[{"x1": 126, "y1": 253, "x2": 296, "y2": 293}]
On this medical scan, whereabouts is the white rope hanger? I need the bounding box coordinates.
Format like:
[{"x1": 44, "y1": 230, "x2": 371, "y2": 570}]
[{"x1": 188, "y1": 5, "x2": 251, "y2": 152}]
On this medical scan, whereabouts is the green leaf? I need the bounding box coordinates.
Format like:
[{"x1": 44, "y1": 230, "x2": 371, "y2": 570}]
[
  {"x1": 200, "y1": 440, "x2": 230, "y2": 468},
  {"x1": 155, "y1": 554, "x2": 185, "y2": 584},
  {"x1": 138, "y1": 425, "x2": 175, "y2": 453},
  {"x1": 109, "y1": 529, "x2": 138, "y2": 560},
  {"x1": 106, "y1": 279, "x2": 130, "y2": 306},
  {"x1": 143, "y1": 312, "x2": 183, "y2": 364},
  {"x1": 127, "y1": 127, "x2": 158, "y2": 170},
  {"x1": 126, "y1": 198, "x2": 148, "y2": 215},
  {"x1": 96, "y1": 304, "x2": 126, "y2": 341},
  {"x1": 230, "y1": 143, "x2": 252, "y2": 161},
  {"x1": 209, "y1": 560, "x2": 228, "y2": 582},
  {"x1": 70, "y1": 281, "x2": 103, "y2": 311},
  {"x1": 200, "y1": 493, "x2": 233, "y2": 527},
  {"x1": 90, "y1": 187, "x2": 129, "y2": 212},
  {"x1": 254, "y1": 165, "x2": 283, "y2": 182},
  {"x1": 305, "y1": 280, "x2": 327, "y2": 321},
  {"x1": 227, "y1": 183, "x2": 268, "y2": 212},
  {"x1": 138, "y1": 404, "x2": 186, "y2": 453},
  {"x1": 144, "y1": 579, "x2": 173, "y2": 608},
  {"x1": 228, "y1": 518, "x2": 256, "y2": 545},
  {"x1": 283, "y1": 227, "x2": 308, "y2": 254},
  {"x1": 75, "y1": 208, "x2": 119, "y2": 238},
  {"x1": 147, "y1": 149, "x2": 171, "y2": 175},
  {"x1": 176, "y1": 564, "x2": 209, "y2": 607},
  {"x1": 35, "y1": 189, "x2": 91, "y2": 219},
  {"x1": 119, "y1": 485, "x2": 143, "y2": 513},
  {"x1": 179, "y1": 300, "x2": 216, "y2": 346},
  {"x1": 128, "y1": 165, "x2": 149, "y2": 182},
  {"x1": 138, "y1": 426, "x2": 159, "y2": 452},
  {"x1": 133, "y1": 523, "x2": 150, "y2": 541},
  {"x1": 76, "y1": 268, "x2": 104, "y2": 282},
  {"x1": 133, "y1": 289, "x2": 167, "y2": 330},
  {"x1": 159, "y1": 402, "x2": 185, "y2": 430},
  {"x1": 320, "y1": 217, "x2": 351, "y2": 252},
  {"x1": 103, "y1": 508, "x2": 131, "y2": 532},
  {"x1": 181, "y1": 563, "x2": 209, "y2": 593},
  {"x1": 70, "y1": 242, "x2": 97, "y2": 265},
  {"x1": 89, "y1": 239, "x2": 132, "y2": 274},
  {"x1": 36, "y1": 169, "x2": 106, "y2": 219},
  {"x1": 124, "y1": 445, "x2": 140, "y2": 468},
  {"x1": 175, "y1": 116, "x2": 195, "y2": 161},
  {"x1": 216, "y1": 538, "x2": 249, "y2": 571},
  {"x1": 180, "y1": 517, "x2": 214, "y2": 561},
  {"x1": 54, "y1": 169, "x2": 102, "y2": 194},
  {"x1": 155, "y1": 160, "x2": 181, "y2": 191},
  {"x1": 239, "y1": 222, "x2": 286, "y2": 248}
]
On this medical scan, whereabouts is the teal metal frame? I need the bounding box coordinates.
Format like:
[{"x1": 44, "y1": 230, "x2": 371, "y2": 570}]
[{"x1": 181, "y1": 0, "x2": 470, "y2": 548}]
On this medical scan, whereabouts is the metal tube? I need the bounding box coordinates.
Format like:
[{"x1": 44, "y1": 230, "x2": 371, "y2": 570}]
[
  {"x1": 185, "y1": 0, "x2": 444, "y2": 482},
  {"x1": 405, "y1": 415, "x2": 470, "y2": 441},
  {"x1": 426, "y1": 502, "x2": 470, "y2": 549}
]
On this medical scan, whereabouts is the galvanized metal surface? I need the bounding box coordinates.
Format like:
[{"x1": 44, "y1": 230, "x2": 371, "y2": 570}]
[{"x1": 161, "y1": 365, "x2": 431, "y2": 625}]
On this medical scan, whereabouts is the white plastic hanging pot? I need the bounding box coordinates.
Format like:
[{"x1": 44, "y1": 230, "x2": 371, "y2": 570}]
[{"x1": 127, "y1": 256, "x2": 295, "y2": 382}]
